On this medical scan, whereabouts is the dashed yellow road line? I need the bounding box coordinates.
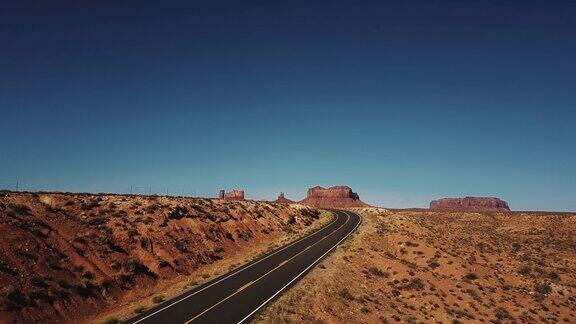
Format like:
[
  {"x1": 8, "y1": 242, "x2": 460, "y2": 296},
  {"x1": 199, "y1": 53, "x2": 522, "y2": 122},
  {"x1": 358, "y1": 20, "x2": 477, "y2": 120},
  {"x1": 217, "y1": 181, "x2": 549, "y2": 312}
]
[
  {"x1": 237, "y1": 281, "x2": 254, "y2": 292},
  {"x1": 132, "y1": 211, "x2": 341, "y2": 324}
]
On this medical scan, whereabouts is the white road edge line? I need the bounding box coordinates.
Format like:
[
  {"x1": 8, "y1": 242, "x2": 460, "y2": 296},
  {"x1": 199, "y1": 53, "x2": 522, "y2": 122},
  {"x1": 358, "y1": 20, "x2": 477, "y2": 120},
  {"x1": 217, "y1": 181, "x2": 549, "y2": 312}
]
[
  {"x1": 131, "y1": 210, "x2": 340, "y2": 324},
  {"x1": 182, "y1": 212, "x2": 351, "y2": 324},
  {"x1": 236, "y1": 210, "x2": 362, "y2": 324}
]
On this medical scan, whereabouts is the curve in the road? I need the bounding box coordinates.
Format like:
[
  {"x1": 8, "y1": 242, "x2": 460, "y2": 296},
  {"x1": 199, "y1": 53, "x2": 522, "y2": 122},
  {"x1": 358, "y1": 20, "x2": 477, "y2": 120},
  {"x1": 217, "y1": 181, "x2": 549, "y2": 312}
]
[{"x1": 127, "y1": 209, "x2": 362, "y2": 324}]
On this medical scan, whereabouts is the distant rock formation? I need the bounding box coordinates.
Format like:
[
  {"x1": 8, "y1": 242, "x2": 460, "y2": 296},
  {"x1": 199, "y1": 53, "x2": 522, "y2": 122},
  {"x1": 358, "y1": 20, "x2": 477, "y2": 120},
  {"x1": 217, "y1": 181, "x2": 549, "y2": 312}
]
[
  {"x1": 275, "y1": 193, "x2": 295, "y2": 204},
  {"x1": 219, "y1": 189, "x2": 245, "y2": 201},
  {"x1": 429, "y1": 197, "x2": 510, "y2": 212},
  {"x1": 300, "y1": 185, "x2": 368, "y2": 208}
]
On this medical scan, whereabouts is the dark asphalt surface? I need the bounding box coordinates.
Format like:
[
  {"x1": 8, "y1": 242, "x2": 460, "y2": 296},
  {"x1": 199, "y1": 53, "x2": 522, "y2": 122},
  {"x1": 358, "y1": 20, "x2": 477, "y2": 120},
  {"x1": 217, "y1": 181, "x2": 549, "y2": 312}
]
[{"x1": 127, "y1": 209, "x2": 361, "y2": 324}]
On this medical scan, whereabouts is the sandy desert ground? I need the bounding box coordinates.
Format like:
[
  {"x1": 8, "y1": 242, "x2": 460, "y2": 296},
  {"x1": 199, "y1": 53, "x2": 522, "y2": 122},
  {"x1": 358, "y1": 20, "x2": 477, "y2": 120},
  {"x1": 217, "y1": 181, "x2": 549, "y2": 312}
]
[
  {"x1": 0, "y1": 192, "x2": 331, "y2": 323},
  {"x1": 256, "y1": 208, "x2": 576, "y2": 323}
]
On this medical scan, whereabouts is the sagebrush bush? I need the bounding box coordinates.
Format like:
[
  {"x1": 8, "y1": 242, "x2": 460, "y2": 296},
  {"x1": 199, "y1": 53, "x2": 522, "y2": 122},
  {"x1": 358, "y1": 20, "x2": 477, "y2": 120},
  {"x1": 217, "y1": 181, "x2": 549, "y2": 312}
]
[
  {"x1": 462, "y1": 273, "x2": 478, "y2": 281},
  {"x1": 8, "y1": 203, "x2": 31, "y2": 215},
  {"x1": 80, "y1": 199, "x2": 100, "y2": 211},
  {"x1": 368, "y1": 266, "x2": 389, "y2": 277},
  {"x1": 339, "y1": 289, "x2": 355, "y2": 301},
  {"x1": 152, "y1": 295, "x2": 165, "y2": 303},
  {"x1": 103, "y1": 317, "x2": 120, "y2": 324}
]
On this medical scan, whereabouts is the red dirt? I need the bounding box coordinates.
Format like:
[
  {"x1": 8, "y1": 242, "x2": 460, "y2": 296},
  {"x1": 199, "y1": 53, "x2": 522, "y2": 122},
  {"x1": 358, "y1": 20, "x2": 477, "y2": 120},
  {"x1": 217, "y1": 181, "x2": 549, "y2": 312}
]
[
  {"x1": 0, "y1": 192, "x2": 322, "y2": 323},
  {"x1": 257, "y1": 209, "x2": 576, "y2": 323}
]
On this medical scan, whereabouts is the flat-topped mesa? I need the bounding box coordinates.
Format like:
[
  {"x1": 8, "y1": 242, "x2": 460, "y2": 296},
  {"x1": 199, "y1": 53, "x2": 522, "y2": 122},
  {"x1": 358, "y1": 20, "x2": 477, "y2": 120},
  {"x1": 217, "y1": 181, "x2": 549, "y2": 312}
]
[
  {"x1": 275, "y1": 192, "x2": 295, "y2": 204},
  {"x1": 430, "y1": 197, "x2": 510, "y2": 212},
  {"x1": 219, "y1": 189, "x2": 245, "y2": 201},
  {"x1": 300, "y1": 185, "x2": 368, "y2": 208}
]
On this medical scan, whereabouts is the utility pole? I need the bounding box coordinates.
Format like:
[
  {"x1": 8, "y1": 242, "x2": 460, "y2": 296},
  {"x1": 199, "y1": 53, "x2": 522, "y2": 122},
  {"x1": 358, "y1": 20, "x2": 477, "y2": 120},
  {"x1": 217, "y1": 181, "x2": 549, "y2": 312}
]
[{"x1": 16, "y1": 181, "x2": 19, "y2": 192}]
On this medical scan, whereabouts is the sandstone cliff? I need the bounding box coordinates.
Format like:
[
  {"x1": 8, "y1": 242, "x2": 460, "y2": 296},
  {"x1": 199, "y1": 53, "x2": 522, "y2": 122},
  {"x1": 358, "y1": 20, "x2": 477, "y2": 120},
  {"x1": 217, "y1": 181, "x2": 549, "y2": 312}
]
[
  {"x1": 275, "y1": 193, "x2": 295, "y2": 204},
  {"x1": 219, "y1": 189, "x2": 245, "y2": 201},
  {"x1": 300, "y1": 186, "x2": 368, "y2": 208},
  {"x1": 429, "y1": 197, "x2": 511, "y2": 212}
]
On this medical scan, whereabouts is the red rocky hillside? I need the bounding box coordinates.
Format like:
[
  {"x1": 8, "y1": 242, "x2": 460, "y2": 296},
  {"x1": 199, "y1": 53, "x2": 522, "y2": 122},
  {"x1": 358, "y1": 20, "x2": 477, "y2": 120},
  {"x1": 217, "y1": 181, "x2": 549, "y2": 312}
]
[{"x1": 0, "y1": 192, "x2": 322, "y2": 323}]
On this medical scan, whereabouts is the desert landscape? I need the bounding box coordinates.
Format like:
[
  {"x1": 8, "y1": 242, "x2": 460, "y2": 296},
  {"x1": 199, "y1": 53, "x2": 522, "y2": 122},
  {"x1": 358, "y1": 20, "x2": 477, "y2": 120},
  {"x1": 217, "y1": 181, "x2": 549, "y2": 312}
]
[
  {"x1": 0, "y1": 191, "x2": 331, "y2": 323},
  {"x1": 3, "y1": 185, "x2": 576, "y2": 324},
  {"x1": 3, "y1": 1, "x2": 575, "y2": 323},
  {"x1": 0, "y1": 0, "x2": 576, "y2": 324},
  {"x1": 1, "y1": 186, "x2": 575, "y2": 324},
  {"x1": 256, "y1": 207, "x2": 576, "y2": 323}
]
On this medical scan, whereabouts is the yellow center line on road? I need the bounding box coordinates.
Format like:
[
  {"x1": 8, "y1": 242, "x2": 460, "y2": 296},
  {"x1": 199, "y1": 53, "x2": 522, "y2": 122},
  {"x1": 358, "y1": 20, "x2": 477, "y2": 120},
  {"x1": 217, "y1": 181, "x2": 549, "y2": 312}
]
[
  {"x1": 132, "y1": 211, "x2": 342, "y2": 324},
  {"x1": 183, "y1": 211, "x2": 350, "y2": 324},
  {"x1": 236, "y1": 281, "x2": 254, "y2": 292}
]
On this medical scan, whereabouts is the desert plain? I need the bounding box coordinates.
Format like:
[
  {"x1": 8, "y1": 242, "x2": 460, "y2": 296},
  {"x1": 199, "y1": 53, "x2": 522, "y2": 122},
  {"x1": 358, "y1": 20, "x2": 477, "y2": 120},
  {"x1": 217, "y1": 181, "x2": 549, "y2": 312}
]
[
  {"x1": 1, "y1": 188, "x2": 575, "y2": 324},
  {"x1": 256, "y1": 208, "x2": 576, "y2": 323}
]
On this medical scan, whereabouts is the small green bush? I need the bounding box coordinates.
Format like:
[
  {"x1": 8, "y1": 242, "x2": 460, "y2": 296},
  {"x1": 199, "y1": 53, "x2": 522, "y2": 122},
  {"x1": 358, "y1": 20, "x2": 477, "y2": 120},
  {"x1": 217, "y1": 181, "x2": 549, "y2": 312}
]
[
  {"x1": 81, "y1": 199, "x2": 100, "y2": 211},
  {"x1": 535, "y1": 283, "x2": 551, "y2": 295},
  {"x1": 57, "y1": 279, "x2": 72, "y2": 289},
  {"x1": 102, "y1": 317, "x2": 120, "y2": 324},
  {"x1": 123, "y1": 259, "x2": 152, "y2": 275},
  {"x1": 368, "y1": 266, "x2": 389, "y2": 277},
  {"x1": 166, "y1": 206, "x2": 188, "y2": 219},
  {"x1": 495, "y1": 308, "x2": 510, "y2": 320},
  {"x1": 339, "y1": 288, "x2": 355, "y2": 301},
  {"x1": 462, "y1": 273, "x2": 478, "y2": 281},
  {"x1": 145, "y1": 204, "x2": 159, "y2": 214},
  {"x1": 134, "y1": 306, "x2": 147, "y2": 314},
  {"x1": 110, "y1": 262, "x2": 121, "y2": 271},
  {"x1": 82, "y1": 271, "x2": 95, "y2": 281},
  {"x1": 548, "y1": 272, "x2": 559, "y2": 280},
  {"x1": 44, "y1": 205, "x2": 61, "y2": 213},
  {"x1": 518, "y1": 265, "x2": 531, "y2": 276},
  {"x1": 8, "y1": 204, "x2": 31, "y2": 215}
]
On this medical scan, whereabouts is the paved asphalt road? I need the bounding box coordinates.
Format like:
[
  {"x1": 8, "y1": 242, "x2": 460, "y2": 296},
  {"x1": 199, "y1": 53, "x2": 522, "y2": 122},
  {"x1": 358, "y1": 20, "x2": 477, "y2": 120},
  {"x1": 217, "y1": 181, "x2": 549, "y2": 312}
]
[{"x1": 127, "y1": 209, "x2": 362, "y2": 324}]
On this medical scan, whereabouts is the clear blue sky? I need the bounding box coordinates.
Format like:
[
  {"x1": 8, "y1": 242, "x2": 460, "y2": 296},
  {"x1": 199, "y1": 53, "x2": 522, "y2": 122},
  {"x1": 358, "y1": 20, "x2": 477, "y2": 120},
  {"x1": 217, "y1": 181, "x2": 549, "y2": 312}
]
[{"x1": 1, "y1": 1, "x2": 575, "y2": 211}]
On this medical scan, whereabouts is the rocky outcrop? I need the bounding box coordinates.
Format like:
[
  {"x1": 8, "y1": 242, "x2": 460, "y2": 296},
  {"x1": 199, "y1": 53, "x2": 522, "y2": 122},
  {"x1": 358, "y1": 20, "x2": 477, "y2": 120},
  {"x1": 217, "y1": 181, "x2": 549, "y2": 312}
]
[
  {"x1": 219, "y1": 189, "x2": 245, "y2": 200},
  {"x1": 300, "y1": 186, "x2": 368, "y2": 208},
  {"x1": 275, "y1": 193, "x2": 295, "y2": 204},
  {"x1": 0, "y1": 192, "x2": 322, "y2": 323},
  {"x1": 429, "y1": 197, "x2": 510, "y2": 212}
]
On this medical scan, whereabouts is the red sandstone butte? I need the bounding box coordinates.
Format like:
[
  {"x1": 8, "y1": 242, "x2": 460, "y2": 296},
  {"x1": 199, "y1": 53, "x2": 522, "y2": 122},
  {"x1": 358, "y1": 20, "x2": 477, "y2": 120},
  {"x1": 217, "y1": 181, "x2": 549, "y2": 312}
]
[
  {"x1": 429, "y1": 197, "x2": 510, "y2": 212},
  {"x1": 300, "y1": 185, "x2": 369, "y2": 208},
  {"x1": 276, "y1": 193, "x2": 295, "y2": 204},
  {"x1": 219, "y1": 189, "x2": 245, "y2": 200}
]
